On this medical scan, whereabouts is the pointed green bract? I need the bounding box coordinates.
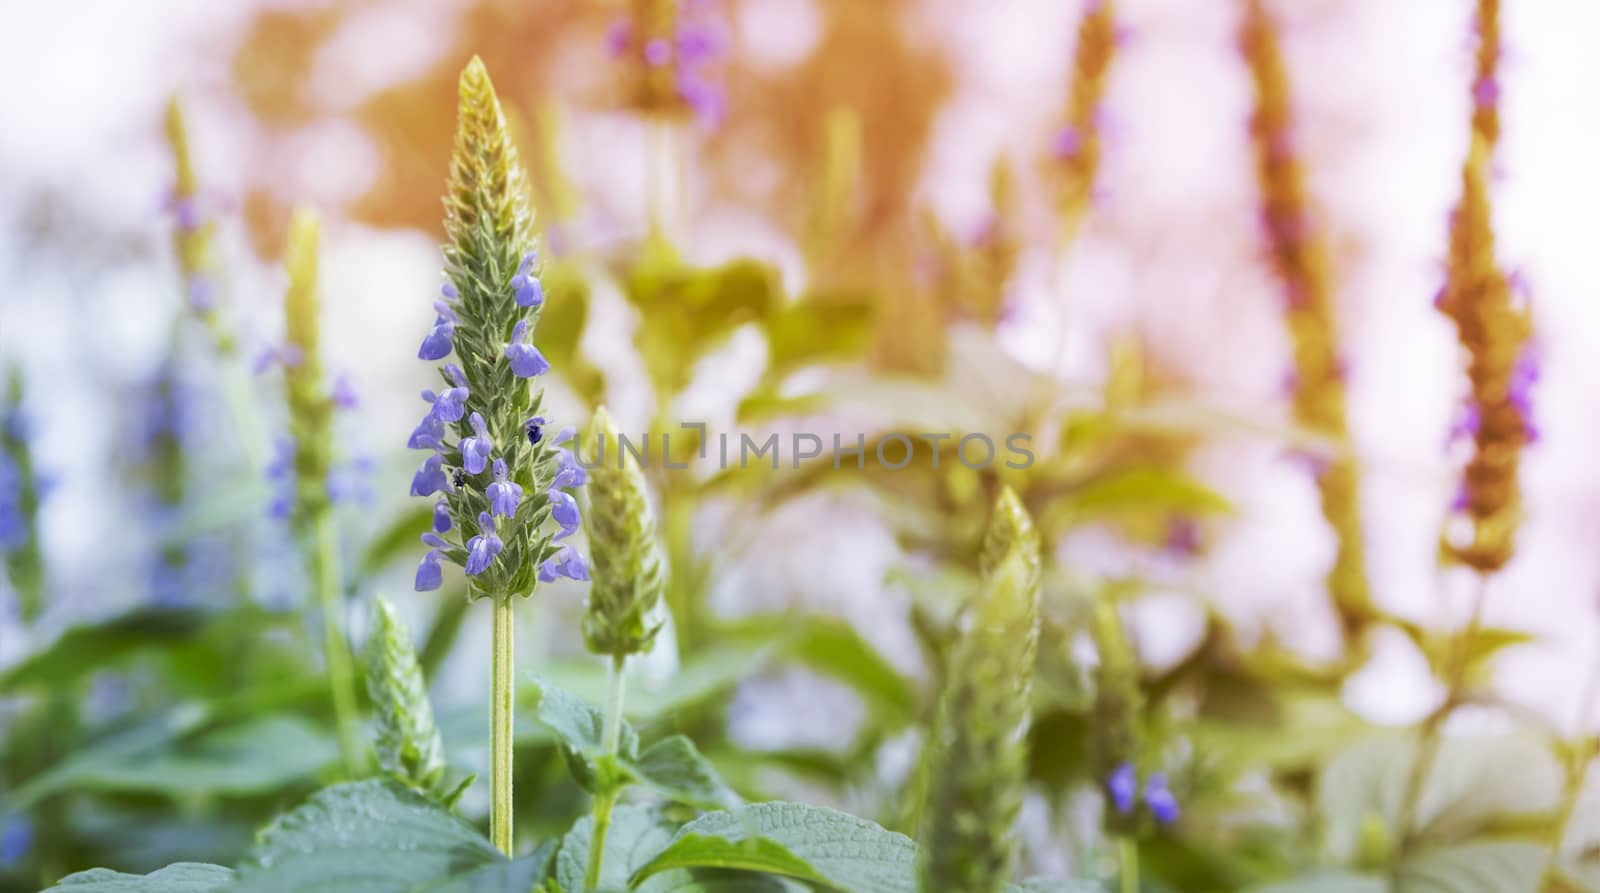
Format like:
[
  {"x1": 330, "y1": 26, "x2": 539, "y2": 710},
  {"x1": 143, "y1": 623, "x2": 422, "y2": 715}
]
[
  {"x1": 583, "y1": 406, "x2": 667, "y2": 657},
  {"x1": 366, "y1": 597, "x2": 447, "y2": 796},
  {"x1": 919, "y1": 488, "x2": 1042, "y2": 893}
]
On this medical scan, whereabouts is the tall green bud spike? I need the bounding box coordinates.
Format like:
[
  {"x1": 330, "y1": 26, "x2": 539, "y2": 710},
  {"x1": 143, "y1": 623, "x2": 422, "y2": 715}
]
[
  {"x1": 281, "y1": 208, "x2": 335, "y2": 525},
  {"x1": 445, "y1": 56, "x2": 535, "y2": 308},
  {"x1": 366, "y1": 597, "x2": 448, "y2": 796},
  {"x1": 582, "y1": 406, "x2": 666, "y2": 658},
  {"x1": 1089, "y1": 597, "x2": 1145, "y2": 834},
  {"x1": 919, "y1": 488, "x2": 1042, "y2": 893}
]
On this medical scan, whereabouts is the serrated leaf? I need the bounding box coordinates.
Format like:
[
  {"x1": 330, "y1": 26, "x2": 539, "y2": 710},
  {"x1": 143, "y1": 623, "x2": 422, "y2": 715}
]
[
  {"x1": 528, "y1": 675, "x2": 640, "y2": 760},
  {"x1": 554, "y1": 804, "x2": 678, "y2": 893},
  {"x1": 42, "y1": 863, "x2": 234, "y2": 893},
  {"x1": 628, "y1": 735, "x2": 742, "y2": 810},
  {"x1": 234, "y1": 778, "x2": 514, "y2": 893},
  {"x1": 632, "y1": 802, "x2": 919, "y2": 893}
]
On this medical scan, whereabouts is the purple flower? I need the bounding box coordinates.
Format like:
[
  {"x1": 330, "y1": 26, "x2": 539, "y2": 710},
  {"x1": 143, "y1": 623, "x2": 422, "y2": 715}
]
[
  {"x1": 187, "y1": 276, "x2": 216, "y2": 312},
  {"x1": 678, "y1": 75, "x2": 725, "y2": 128},
  {"x1": 0, "y1": 813, "x2": 31, "y2": 868},
  {"x1": 512, "y1": 273, "x2": 544, "y2": 308},
  {"x1": 172, "y1": 196, "x2": 202, "y2": 232},
  {"x1": 552, "y1": 425, "x2": 576, "y2": 446},
  {"x1": 505, "y1": 319, "x2": 550, "y2": 378},
  {"x1": 465, "y1": 512, "x2": 503, "y2": 575},
  {"x1": 1108, "y1": 762, "x2": 1137, "y2": 815},
  {"x1": 441, "y1": 282, "x2": 459, "y2": 301},
  {"x1": 415, "y1": 546, "x2": 444, "y2": 592},
  {"x1": 645, "y1": 38, "x2": 672, "y2": 66},
  {"x1": 518, "y1": 251, "x2": 538, "y2": 275},
  {"x1": 419, "y1": 302, "x2": 458, "y2": 360},
  {"x1": 1472, "y1": 75, "x2": 1500, "y2": 110},
  {"x1": 1144, "y1": 773, "x2": 1180, "y2": 824},
  {"x1": 460, "y1": 412, "x2": 493, "y2": 475},
  {"x1": 1052, "y1": 126, "x2": 1082, "y2": 160},
  {"x1": 410, "y1": 453, "x2": 450, "y2": 497},
  {"x1": 423, "y1": 378, "x2": 469, "y2": 424},
  {"x1": 1448, "y1": 403, "x2": 1480, "y2": 444},
  {"x1": 433, "y1": 500, "x2": 453, "y2": 533},
  {"x1": 1510, "y1": 342, "x2": 1539, "y2": 439},
  {"x1": 677, "y1": 21, "x2": 724, "y2": 63},
  {"x1": 327, "y1": 456, "x2": 376, "y2": 506},
  {"x1": 408, "y1": 409, "x2": 446, "y2": 451},
  {"x1": 525, "y1": 415, "x2": 546, "y2": 445},
  {"x1": 539, "y1": 544, "x2": 590, "y2": 583},
  {"x1": 548, "y1": 488, "x2": 580, "y2": 539},
  {"x1": 265, "y1": 437, "x2": 295, "y2": 519},
  {"x1": 332, "y1": 373, "x2": 359, "y2": 410},
  {"x1": 606, "y1": 19, "x2": 632, "y2": 56},
  {"x1": 487, "y1": 458, "x2": 522, "y2": 518},
  {"x1": 552, "y1": 448, "x2": 587, "y2": 489}
]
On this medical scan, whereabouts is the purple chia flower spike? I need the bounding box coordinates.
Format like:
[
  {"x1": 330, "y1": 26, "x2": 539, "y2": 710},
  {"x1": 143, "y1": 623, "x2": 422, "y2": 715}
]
[
  {"x1": 505, "y1": 319, "x2": 550, "y2": 378},
  {"x1": 548, "y1": 488, "x2": 580, "y2": 539},
  {"x1": 465, "y1": 511, "x2": 503, "y2": 575},
  {"x1": 433, "y1": 500, "x2": 453, "y2": 533},
  {"x1": 460, "y1": 412, "x2": 493, "y2": 475},
  {"x1": 1108, "y1": 762, "x2": 1138, "y2": 815},
  {"x1": 487, "y1": 458, "x2": 522, "y2": 518},
  {"x1": 1144, "y1": 773, "x2": 1180, "y2": 824},
  {"x1": 410, "y1": 453, "x2": 450, "y2": 497},
  {"x1": 539, "y1": 543, "x2": 590, "y2": 583}
]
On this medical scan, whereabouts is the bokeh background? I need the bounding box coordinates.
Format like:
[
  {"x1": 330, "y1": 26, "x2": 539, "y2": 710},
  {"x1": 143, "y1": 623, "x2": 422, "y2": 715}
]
[{"x1": 1, "y1": 0, "x2": 1598, "y2": 873}]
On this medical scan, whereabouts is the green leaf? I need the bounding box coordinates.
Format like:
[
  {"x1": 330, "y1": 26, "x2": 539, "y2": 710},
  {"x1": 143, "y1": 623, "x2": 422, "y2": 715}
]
[
  {"x1": 554, "y1": 804, "x2": 678, "y2": 893},
  {"x1": 1396, "y1": 841, "x2": 1548, "y2": 893},
  {"x1": 1319, "y1": 731, "x2": 1562, "y2": 859},
  {"x1": 627, "y1": 735, "x2": 743, "y2": 810},
  {"x1": 1005, "y1": 880, "x2": 1109, "y2": 893},
  {"x1": 1245, "y1": 874, "x2": 1387, "y2": 893},
  {"x1": 528, "y1": 675, "x2": 640, "y2": 760},
  {"x1": 632, "y1": 802, "x2": 919, "y2": 893},
  {"x1": 0, "y1": 605, "x2": 213, "y2": 693},
  {"x1": 234, "y1": 778, "x2": 530, "y2": 893},
  {"x1": 42, "y1": 863, "x2": 233, "y2": 893},
  {"x1": 14, "y1": 710, "x2": 336, "y2": 808}
]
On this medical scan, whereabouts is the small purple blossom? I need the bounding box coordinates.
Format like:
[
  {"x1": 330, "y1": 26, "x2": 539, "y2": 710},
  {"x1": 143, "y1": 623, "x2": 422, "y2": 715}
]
[
  {"x1": 408, "y1": 410, "x2": 447, "y2": 452},
  {"x1": 1144, "y1": 773, "x2": 1180, "y2": 824},
  {"x1": 505, "y1": 319, "x2": 550, "y2": 378},
  {"x1": 1108, "y1": 762, "x2": 1138, "y2": 815},
  {"x1": 187, "y1": 276, "x2": 216, "y2": 312},
  {"x1": 1051, "y1": 126, "x2": 1082, "y2": 160},
  {"x1": 465, "y1": 511, "x2": 503, "y2": 575},
  {"x1": 487, "y1": 458, "x2": 522, "y2": 518},
  {"x1": 548, "y1": 488, "x2": 580, "y2": 539},
  {"x1": 265, "y1": 437, "x2": 294, "y2": 519},
  {"x1": 419, "y1": 302, "x2": 458, "y2": 360},
  {"x1": 433, "y1": 500, "x2": 453, "y2": 533},
  {"x1": 677, "y1": 21, "x2": 724, "y2": 64},
  {"x1": 511, "y1": 273, "x2": 544, "y2": 308},
  {"x1": 525, "y1": 415, "x2": 545, "y2": 445},
  {"x1": 172, "y1": 196, "x2": 202, "y2": 232},
  {"x1": 327, "y1": 456, "x2": 376, "y2": 506},
  {"x1": 410, "y1": 453, "x2": 450, "y2": 497},
  {"x1": 1472, "y1": 75, "x2": 1500, "y2": 110},
  {"x1": 423, "y1": 381, "x2": 469, "y2": 424},
  {"x1": 645, "y1": 38, "x2": 672, "y2": 66},
  {"x1": 332, "y1": 373, "x2": 359, "y2": 410},
  {"x1": 460, "y1": 412, "x2": 493, "y2": 475},
  {"x1": 441, "y1": 282, "x2": 459, "y2": 301},
  {"x1": 539, "y1": 544, "x2": 590, "y2": 583},
  {"x1": 552, "y1": 448, "x2": 587, "y2": 489},
  {"x1": 552, "y1": 425, "x2": 576, "y2": 446},
  {"x1": 518, "y1": 251, "x2": 538, "y2": 276},
  {"x1": 415, "y1": 548, "x2": 443, "y2": 592}
]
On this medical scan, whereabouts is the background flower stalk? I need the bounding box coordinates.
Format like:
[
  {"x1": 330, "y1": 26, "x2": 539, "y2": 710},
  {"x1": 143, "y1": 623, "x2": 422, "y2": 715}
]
[{"x1": 1239, "y1": 0, "x2": 1374, "y2": 645}]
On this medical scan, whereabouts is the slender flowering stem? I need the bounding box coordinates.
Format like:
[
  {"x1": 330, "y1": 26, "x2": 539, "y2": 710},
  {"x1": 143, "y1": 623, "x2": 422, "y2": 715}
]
[
  {"x1": 1543, "y1": 649, "x2": 1600, "y2": 884},
  {"x1": 314, "y1": 510, "x2": 363, "y2": 777},
  {"x1": 585, "y1": 653, "x2": 628, "y2": 891},
  {"x1": 491, "y1": 593, "x2": 515, "y2": 854},
  {"x1": 1118, "y1": 837, "x2": 1139, "y2": 893},
  {"x1": 1394, "y1": 572, "x2": 1489, "y2": 861}
]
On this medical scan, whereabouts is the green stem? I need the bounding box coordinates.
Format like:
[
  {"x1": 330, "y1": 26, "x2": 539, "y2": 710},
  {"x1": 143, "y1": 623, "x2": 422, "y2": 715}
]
[
  {"x1": 1542, "y1": 650, "x2": 1600, "y2": 884},
  {"x1": 1395, "y1": 571, "x2": 1490, "y2": 858},
  {"x1": 585, "y1": 654, "x2": 628, "y2": 891},
  {"x1": 1118, "y1": 836, "x2": 1139, "y2": 893},
  {"x1": 313, "y1": 510, "x2": 363, "y2": 778},
  {"x1": 219, "y1": 352, "x2": 267, "y2": 473},
  {"x1": 491, "y1": 594, "x2": 516, "y2": 855}
]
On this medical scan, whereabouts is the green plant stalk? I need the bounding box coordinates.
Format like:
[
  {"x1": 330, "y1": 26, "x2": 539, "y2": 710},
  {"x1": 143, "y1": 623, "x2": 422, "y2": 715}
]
[
  {"x1": 585, "y1": 654, "x2": 628, "y2": 890},
  {"x1": 1118, "y1": 837, "x2": 1139, "y2": 893},
  {"x1": 313, "y1": 509, "x2": 363, "y2": 778},
  {"x1": 1394, "y1": 572, "x2": 1490, "y2": 858},
  {"x1": 1542, "y1": 649, "x2": 1600, "y2": 884},
  {"x1": 491, "y1": 593, "x2": 515, "y2": 854}
]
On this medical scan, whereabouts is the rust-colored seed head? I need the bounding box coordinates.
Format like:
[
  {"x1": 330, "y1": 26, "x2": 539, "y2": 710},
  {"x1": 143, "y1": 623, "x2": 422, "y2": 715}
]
[
  {"x1": 1239, "y1": 0, "x2": 1373, "y2": 636},
  {"x1": 1052, "y1": 0, "x2": 1119, "y2": 245}
]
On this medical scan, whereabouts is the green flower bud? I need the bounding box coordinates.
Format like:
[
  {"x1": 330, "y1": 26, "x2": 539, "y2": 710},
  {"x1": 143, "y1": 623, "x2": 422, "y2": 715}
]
[
  {"x1": 919, "y1": 487, "x2": 1042, "y2": 893},
  {"x1": 581, "y1": 406, "x2": 666, "y2": 657},
  {"x1": 365, "y1": 597, "x2": 447, "y2": 796}
]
